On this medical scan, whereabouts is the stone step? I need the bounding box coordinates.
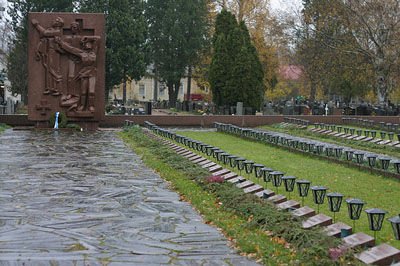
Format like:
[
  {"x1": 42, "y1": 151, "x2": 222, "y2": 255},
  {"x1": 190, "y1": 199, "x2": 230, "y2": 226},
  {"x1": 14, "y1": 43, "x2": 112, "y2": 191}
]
[
  {"x1": 255, "y1": 189, "x2": 275, "y2": 199},
  {"x1": 324, "y1": 222, "x2": 352, "y2": 238},
  {"x1": 276, "y1": 200, "x2": 300, "y2": 211},
  {"x1": 236, "y1": 180, "x2": 255, "y2": 189},
  {"x1": 267, "y1": 194, "x2": 286, "y2": 204},
  {"x1": 343, "y1": 232, "x2": 375, "y2": 249},
  {"x1": 291, "y1": 206, "x2": 315, "y2": 218},
  {"x1": 302, "y1": 214, "x2": 332, "y2": 229},
  {"x1": 356, "y1": 243, "x2": 400, "y2": 266},
  {"x1": 243, "y1": 184, "x2": 264, "y2": 194}
]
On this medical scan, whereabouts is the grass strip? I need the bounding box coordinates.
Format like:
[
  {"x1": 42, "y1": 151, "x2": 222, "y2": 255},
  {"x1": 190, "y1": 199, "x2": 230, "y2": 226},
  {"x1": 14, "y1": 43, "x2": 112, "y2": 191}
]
[
  {"x1": 119, "y1": 126, "x2": 363, "y2": 266},
  {"x1": 261, "y1": 124, "x2": 400, "y2": 160},
  {"x1": 177, "y1": 130, "x2": 400, "y2": 250}
]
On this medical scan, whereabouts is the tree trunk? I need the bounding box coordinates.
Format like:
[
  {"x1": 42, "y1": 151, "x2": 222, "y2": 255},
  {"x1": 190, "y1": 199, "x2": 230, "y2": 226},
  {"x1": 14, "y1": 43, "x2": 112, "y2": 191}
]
[
  {"x1": 122, "y1": 73, "x2": 127, "y2": 104},
  {"x1": 167, "y1": 80, "x2": 176, "y2": 108},
  {"x1": 186, "y1": 66, "x2": 192, "y2": 108}
]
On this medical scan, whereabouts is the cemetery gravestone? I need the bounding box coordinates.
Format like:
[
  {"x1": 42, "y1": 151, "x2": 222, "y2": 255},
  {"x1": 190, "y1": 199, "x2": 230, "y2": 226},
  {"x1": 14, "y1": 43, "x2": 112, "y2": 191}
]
[{"x1": 28, "y1": 13, "x2": 105, "y2": 130}]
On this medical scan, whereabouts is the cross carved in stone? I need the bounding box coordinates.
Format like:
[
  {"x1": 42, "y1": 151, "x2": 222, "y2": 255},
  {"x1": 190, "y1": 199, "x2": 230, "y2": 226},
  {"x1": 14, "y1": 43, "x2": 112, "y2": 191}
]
[{"x1": 36, "y1": 99, "x2": 51, "y2": 115}]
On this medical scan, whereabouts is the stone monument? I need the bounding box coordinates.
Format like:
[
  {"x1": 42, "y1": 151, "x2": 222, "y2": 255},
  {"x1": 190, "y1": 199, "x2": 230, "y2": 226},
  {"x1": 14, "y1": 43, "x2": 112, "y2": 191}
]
[{"x1": 28, "y1": 13, "x2": 105, "y2": 130}]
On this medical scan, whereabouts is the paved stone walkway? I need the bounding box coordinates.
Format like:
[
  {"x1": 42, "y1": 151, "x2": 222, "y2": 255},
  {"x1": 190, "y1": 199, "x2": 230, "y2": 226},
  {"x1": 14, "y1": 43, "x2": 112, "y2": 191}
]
[{"x1": 0, "y1": 129, "x2": 259, "y2": 266}]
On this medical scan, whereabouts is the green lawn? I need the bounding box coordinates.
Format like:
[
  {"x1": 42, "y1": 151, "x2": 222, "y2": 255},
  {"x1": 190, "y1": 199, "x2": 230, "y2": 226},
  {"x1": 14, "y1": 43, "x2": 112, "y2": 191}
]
[{"x1": 177, "y1": 130, "x2": 400, "y2": 249}]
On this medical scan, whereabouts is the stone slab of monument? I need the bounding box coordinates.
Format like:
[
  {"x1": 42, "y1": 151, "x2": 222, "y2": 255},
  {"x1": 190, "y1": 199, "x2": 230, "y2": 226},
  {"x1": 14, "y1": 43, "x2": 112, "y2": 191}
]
[
  {"x1": 28, "y1": 13, "x2": 105, "y2": 130},
  {"x1": 276, "y1": 200, "x2": 300, "y2": 211},
  {"x1": 356, "y1": 244, "x2": 400, "y2": 266},
  {"x1": 236, "y1": 180, "x2": 255, "y2": 189},
  {"x1": 222, "y1": 172, "x2": 238, "y2": 180},
  {"x1": 302, "y1": 214, "x2": 332, "y2": 229},
  {"x1": 243, "y1": 184, "x2": 264, "y2": 194},
  {"x1": 291, "y1": 206, "x2": 315, "y2": 218},
  {"x1": 255, "y1": 189, "x2": 275, "y2": 198},
  {"x1": 236, "y1": 102, "x2": 243, "y2": 115},
  {"x1": 324, "y1": 222, "x2": 352, "y2": 238}
]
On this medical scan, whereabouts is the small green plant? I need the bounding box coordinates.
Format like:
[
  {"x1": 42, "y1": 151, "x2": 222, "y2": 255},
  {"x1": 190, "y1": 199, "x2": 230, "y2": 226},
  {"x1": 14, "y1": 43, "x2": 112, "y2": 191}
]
[{"x1": 66, "y1": 123, "x2": 82, "y2": 131}]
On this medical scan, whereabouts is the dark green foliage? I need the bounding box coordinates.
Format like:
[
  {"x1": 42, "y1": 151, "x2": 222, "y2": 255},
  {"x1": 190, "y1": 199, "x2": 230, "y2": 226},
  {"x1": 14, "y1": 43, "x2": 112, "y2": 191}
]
[
  {"x1": 78, "y1": 0, "x2": 150, "y2": 102},
  {"x1": 49, "y1": 112, "x2": 68, "y2": 128},
  {"x1": 7, "y1": 0, "x2": 74, "y2": 104},
  {"x1": 146, "y1": 0, "x2": 209, "y2": 108},
  {"x1": 209, "y1": 10, "x2": 265, "y2": 110}
]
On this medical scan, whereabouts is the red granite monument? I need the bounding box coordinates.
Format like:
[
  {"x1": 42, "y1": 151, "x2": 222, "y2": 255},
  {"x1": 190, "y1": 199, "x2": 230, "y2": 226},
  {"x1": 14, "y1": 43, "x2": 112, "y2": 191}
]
[{"x1": 28, "y1": 13, "x2": 105, "y2": 130}]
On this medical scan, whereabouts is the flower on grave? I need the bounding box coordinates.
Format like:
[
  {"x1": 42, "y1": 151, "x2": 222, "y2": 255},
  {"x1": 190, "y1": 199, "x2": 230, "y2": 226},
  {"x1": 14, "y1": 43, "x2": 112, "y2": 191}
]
[
  {"x1": 328, "y1": 247, "x2": 347, "y2": 260},
  {"x1": 205, "y1": 175, "x2": 224, "y2": 183}
]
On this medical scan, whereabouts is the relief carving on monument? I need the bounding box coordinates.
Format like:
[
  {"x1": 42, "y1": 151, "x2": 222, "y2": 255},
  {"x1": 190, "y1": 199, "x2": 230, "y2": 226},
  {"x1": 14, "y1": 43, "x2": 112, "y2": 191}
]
[{"x1": 28, "y1": 13, "x2": 105, "y2": 127}]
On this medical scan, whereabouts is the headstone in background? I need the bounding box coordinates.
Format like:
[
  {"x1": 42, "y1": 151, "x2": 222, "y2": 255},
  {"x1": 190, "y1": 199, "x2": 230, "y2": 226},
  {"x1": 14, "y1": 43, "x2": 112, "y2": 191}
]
[
  {"x1": 263, "y1": 102, "x2": 274, "y2": 115},
  {"x1": 236, "y1": 102, "x2": 243, "y2": 115},
  {"x1": 283, "y1": 101, "x2": 294, "y2": 115},
  {"x1": 175, "y1": 101, "x2": 182, "y2": 111},
  {"x1": 6, "y1": 97, "x2": 14, "y2": 114}
]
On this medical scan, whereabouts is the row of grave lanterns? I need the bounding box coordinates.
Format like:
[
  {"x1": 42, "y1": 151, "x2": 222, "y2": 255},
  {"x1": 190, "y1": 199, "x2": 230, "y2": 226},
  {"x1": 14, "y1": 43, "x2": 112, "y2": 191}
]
[
  {"x1": 141, "y1": 121, "x2": 400, "y2": 242},
  {"x1": 342, "y1": 117, "x2": 400, "y2": 132},
  {"x1": 313, "y1": 122, "x2": 400, "y2": 142},
  {"x1": 216, "y1": 121, "x2": 400, "y2": 174}
]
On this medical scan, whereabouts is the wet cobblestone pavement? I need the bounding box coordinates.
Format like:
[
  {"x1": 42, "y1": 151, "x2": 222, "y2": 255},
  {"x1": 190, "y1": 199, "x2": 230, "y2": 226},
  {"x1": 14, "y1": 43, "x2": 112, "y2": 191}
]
[{"x1": 0, "y1": 129, "x2": 259, "y2": 266}]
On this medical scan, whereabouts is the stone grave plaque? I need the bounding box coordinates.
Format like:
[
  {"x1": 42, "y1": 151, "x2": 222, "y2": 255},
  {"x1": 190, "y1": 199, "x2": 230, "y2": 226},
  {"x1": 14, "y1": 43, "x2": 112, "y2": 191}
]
[
  {"x1": 255, "y1": 189, "x2": 275, "y2": 198},
  {"x1": 243, "y1": 184, "x2": 264, "y2": 194},
  {"x1": 222, "y1": 172, "x2": 238, "y2": 180},
  {"x1": 396, "y1": 143, "x2": 400, "y2": 148},
  {"x1": 347, "y1": 135, "x2": 358, "y2": 140},
  {"x1": 343, "y1": 232, "x2": 375, "y2": 248},
  {"x1": 192, "y1": 157, "x2": 207, "y2": 164},
  {"x1": 202, "y1": 162, "x2": 216, "y2": 168},
  {"x1": 182, "y1": 151, "x2": 195, "y2": 157},
  {"x1": 334, "y1": 132, "x2": 345, "y2": 137},
  {"x1": 276, "y1": 200, "x2": 300, "y2": 211},
  {"x1": 236, "y1": 180, "x2": 255, "y2": 189},
  {"x1": 322, "y1": 130, "x2": 333, "y2": 134},
  {"x1": 212, "y1": 169, "x2": 230, "y2": 176},
  {"x1": 291, "y1": 206, "x2": 315, "y2": 218},
  {"x1": 267, "y1": 194, "x2": 287, "y2": 204},
  {"x1": 362, "y1": 137, "x2": 374, "y2": 142},
  {"x1": 387, "y1": 141, "x2": 399, "y2": 146},
  {"x1": 302, "y1": 214, "x2": 332, "y2": 229},
  {"x1": 198, "y1": 159, "x2": 212, "y2": 166},
  {"x1": 324, "y1": 222, "x2": 352, "y2": 238},
  {"x1": 379, "y1": 140, "x2": 392, "y2": 145},
  {"x1": 177, "y1": 149, "x2": 190, "y2": 155},
  {"x1": 354, "y1": 135, "x2": 367, "y2": 141},
  {"x1": 188, "y1": 155, "x2": 202, "y2": 161},
  {"x1": 370, "y1": 138, "x2": 382, "y2": 144},
  {"x1": 185, "y1": 153, "x2": 199, "y2": 159},
  {"x1": 209, "y1": 165, "x2": 223, "y2": 173},
  {"x1": 341, "y1": 134, "x2": 351, "y2": 138},
  {"x1": 228, "y1": 176, "x2": 246, "y2": 184},
  {"x1": 356, "y1": 243, "x2": 400, "y2": 266},
  {"x1": 328, "y1": 131, "x2": 337, "y2": 136},
  {"x1": 28, "y1": 13, "x2": 105, "y2": 130}
]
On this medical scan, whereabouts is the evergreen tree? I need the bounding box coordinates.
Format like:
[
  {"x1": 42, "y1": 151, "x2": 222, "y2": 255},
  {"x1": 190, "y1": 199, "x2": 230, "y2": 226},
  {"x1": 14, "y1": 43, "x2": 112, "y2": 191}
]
[
  {"x1": 147, "y1": 0, "x2": 209, "y2": 108},
  {"x1": 79, "y1": 0, "x2": 150, "y2": 103},
  {"x1": 209, "y1": 10, "x2": 265, "y2": 110}
]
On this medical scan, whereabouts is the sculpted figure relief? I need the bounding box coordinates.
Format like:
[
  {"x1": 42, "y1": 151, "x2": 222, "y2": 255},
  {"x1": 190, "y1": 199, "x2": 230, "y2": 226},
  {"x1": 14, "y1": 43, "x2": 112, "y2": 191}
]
[{"x1": 32, "y1": 17, "x2": 100, "y2": 114}]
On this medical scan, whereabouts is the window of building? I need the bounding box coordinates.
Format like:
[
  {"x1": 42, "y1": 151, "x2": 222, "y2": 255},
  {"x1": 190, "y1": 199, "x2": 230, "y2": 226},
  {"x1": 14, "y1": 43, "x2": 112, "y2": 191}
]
[
  {"x1": 159, "y1": 83, "x2": 166, "y2": 96},
  {"x1": 139, "y1": 84, "x2": 145, "y2": 96}
]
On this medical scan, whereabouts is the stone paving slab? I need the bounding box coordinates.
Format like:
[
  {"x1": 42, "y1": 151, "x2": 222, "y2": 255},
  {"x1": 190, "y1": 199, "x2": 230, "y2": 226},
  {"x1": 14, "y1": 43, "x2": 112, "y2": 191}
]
[{"x1": 0, "y1": 129, "x2": 260, "y2": 265}]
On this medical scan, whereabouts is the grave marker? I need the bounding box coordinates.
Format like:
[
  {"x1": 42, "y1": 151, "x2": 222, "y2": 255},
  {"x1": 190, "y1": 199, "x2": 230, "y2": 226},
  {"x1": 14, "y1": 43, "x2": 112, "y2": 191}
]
[{"x1": 356, "y1": 243, "x2": 400, "y2": 266}]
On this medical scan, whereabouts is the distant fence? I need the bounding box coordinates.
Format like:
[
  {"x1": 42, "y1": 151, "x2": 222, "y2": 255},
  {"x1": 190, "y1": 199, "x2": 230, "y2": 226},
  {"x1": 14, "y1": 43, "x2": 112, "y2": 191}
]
[{"x1": 0, "y1": 114, "x2": 399, "y2": 128}]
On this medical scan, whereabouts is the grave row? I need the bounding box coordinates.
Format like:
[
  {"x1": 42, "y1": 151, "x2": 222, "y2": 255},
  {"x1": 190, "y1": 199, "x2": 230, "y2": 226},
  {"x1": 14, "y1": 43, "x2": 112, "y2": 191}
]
[
  {"x1": 216, "y1": 121, "x2": 400, "y2": 176},
  {"x1": 342, "y1": 117, "x2": 400, "y2": 132},
  {"x1": 141, "y1": 121, "x2": 400, "y2": 265}
]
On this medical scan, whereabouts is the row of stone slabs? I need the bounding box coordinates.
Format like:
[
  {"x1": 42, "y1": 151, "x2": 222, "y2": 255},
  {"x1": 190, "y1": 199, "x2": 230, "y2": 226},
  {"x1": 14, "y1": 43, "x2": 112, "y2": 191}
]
[
  {"x1": 145, "y1": 130, "x2": 400, "y2": 266},
  {"x1": 308, "y1": 126, "x2": 400, "y2": 148}
]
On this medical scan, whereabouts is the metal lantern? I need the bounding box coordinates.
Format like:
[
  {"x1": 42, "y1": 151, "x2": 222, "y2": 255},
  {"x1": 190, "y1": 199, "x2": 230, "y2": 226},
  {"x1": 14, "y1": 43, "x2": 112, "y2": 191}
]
[
  {"x1": 270, "y1": 171, "x2": 284, "y2": 193},
  {"x1": 296, "y1": 180, "x2": 311, "y2": 206},
  {"x1": 244, "y1": 161, "x2": 255, "y2": 180},
  {"x1": 345, "y1": 198, "x2": 366, "y2": 230},
  {"x1": 379, "y1": 157, "x2": 391, "y2": 171},
  {"x1": 344, "y1": 150, "x2": 354, "y2": 161},
  {"x1": 354, "y1": 152, "x2": 364, "y2": 165},
  {"x1": 364, "y1": 130, "x2": 370, "y2": 137},
  {"x1": 371, "y1": 131, "x2": 377, "y2": 139},
  {"x1": 344, "y1": 127, "x2": 349, "y2": 134},
  {"x1": 388, "y1": 132, "x2": 394, "y2": 141},
  {"x1": 208, "y1": 146, "x2": 218, "y2": 157},
  {"x1": 334, "y1": 147, "x2": 343, "y2": 159},
  {"x1": 394, "y1": 161, "x2": 400, "y2": 174},
  {"x1": 356, "y1": 129, "x2": 362, "y2": 136},
  {"x1": 214, "y1": 150, "x2": 223, "y2": 161},
  {"x1": 337, "y1": 126, "x2": 342, "y2": 133},
  {"x1": 308, "y1": 142, "x2": 315, "y2": 153},
  {"x1": 316, "y1": 145, "x2": 324, "y2": 155},
  {"x1": 367, "y1": 155, "x2": 377, "y2": 168},
  {"x1": 380, "y1": 131, "x2": 386, "y2": 139},
  {"x1": 365, "y1": 208, "x2": 388, "y2": 239},
  {"x1": 325, "y1": 146, "x2": 334, "y2": 157},
  {"x1": 228, "y1": 155, "x2": 238, "y2": 168},
  {"x1": 350, "y1": 128, "x2": 355, "y2": 135},
  {"x1": 380, "y1": 121, "x2": 385, "y2": 129},
  {"x1": 311, "y1": 186, "x2": 328, "y2": 213},
  {"x1": 327, "y1": 192, "x2": 344, "y2": 222},
  {"x1": 261, "y1": 167, "x2": 274, "y2": 187},
  {"x1": 292, "y1": 139, "x2": 299, "y2": 149},
  {"x1": 222, "y1": 153, "x2": 231, "y2": 166},
  {"x1": 235, "y1": 158, "x2": 246, "y2": 175},
  {"x1": 253, "y1": 164, "x2": 264, "y2": 184},
  {"x1": 202, "y1": 144, "x2": 211, "y2": 154},
  {"x1": 197, "y1": 142, "x2": 204, "y2": 152},
  {"x1": 387, "y1": 214, "x2": 400, "y2": 240},
  {"x1": 282, "y1": 176, "x2": 296, "y2": 199}
]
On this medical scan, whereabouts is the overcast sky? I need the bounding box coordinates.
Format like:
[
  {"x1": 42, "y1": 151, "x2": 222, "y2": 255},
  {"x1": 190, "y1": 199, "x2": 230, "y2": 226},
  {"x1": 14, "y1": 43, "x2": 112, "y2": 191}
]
[{"x1": 270, "y1": 0, "x2": 303, "y2": 14}]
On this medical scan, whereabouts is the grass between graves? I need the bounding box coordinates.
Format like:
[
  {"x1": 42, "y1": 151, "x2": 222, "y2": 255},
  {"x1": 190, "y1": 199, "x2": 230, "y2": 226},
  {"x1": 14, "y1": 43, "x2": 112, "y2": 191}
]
[
  {"x1": 177, "y1": 130, "x2": 400, "y2": 250},
  {"x1": 119, "y1": 126, "x2": 363, "y2": 266},
  {"x1": 261, "y1": 124, "x2": 400, "y2": 159}
]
